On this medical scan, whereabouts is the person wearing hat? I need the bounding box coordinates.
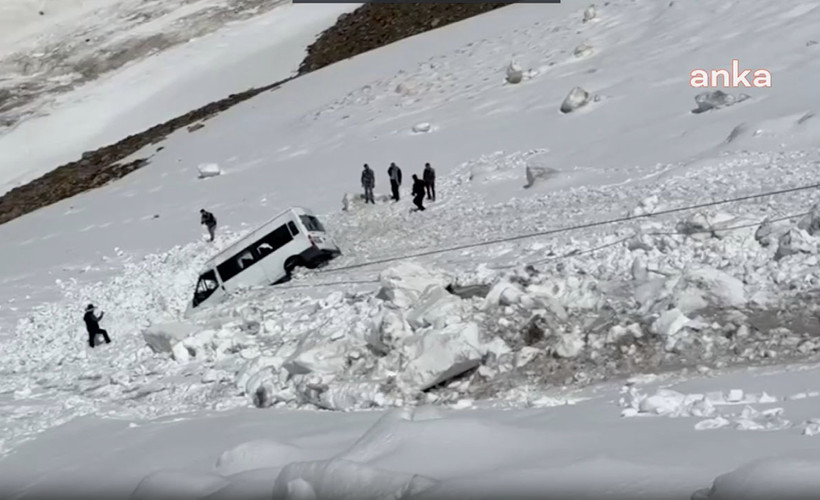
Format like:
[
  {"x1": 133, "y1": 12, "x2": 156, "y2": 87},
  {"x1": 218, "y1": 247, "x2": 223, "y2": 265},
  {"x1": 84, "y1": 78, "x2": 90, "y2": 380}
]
[
  {"x1": 83, "y1": 304, "x2": 110, "y2": 348},
  {"x1": 200, "y1": 209, "x2": 217, "y2": 242}
]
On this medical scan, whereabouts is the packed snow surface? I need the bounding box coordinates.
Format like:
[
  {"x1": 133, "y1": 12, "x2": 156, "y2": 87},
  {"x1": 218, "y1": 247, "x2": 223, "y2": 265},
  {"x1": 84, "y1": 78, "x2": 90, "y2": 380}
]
[{"x1": 2, "y1": 0, "x2": 820, "y2": 497}]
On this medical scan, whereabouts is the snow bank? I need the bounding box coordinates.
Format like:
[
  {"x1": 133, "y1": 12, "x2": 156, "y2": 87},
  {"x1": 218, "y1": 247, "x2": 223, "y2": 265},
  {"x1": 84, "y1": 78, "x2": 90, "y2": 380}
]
[
  {"x1": 142, "y1": 321, "x2": 198, "y2": 353},
  {"x1": 270, "y1": 459, "x2": 437, "y2": 500},
  {"x1": 214, "y1": 439, "x2": 305, "y2": 476},
  {"x1": 694, "y1": 456, "x2": 820, "y2": 500},
  {"x1": 621, "y1": 386, "x2": 790, "y2": 432},
  {"x1": 131, "y1": 470, "x2": 229, "y2": 500}
]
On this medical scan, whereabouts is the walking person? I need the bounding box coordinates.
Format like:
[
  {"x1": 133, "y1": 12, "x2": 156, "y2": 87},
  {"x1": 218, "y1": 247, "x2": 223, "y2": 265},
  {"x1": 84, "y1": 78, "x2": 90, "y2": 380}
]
[
  {"x1": 387, "y1": 162, "x2": 402, "y2": 201},
  {"x1": 423, "y1": 162, "x2": 436, "y2": 201},
  {"x1": 361, "y1": 163, "x2": 375, "y2": 204},
  {"x1": 411, "y1": 174, "x2": 426, "y2": 211},
  {"x1": 84, "y1": 304, "x2": 111, "y2": 348},
  {"x1": 200, "y1": 209, "x2": 217, "y2": 242}
]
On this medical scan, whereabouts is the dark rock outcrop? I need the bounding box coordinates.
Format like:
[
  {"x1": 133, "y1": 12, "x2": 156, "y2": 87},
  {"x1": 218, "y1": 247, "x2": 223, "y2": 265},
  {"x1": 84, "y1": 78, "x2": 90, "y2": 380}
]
[
  {"x1": 0, "y1": 3, "x2": 509, "y2": 227},
  {"x1": 298, "y1": 3, "x2": 508, "y2": 75}
]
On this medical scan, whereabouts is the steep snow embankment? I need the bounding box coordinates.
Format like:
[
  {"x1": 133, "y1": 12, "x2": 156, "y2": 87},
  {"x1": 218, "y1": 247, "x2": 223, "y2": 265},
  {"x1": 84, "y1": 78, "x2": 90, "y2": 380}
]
[{"x1": 3, "y1": 141, "x2": 820, "y2": 458}]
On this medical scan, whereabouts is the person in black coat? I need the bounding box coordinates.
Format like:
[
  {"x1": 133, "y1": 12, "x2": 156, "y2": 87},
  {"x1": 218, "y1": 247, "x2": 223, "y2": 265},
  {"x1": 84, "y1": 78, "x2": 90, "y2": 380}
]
[
  {"x1": 84, "y1": 304, "x2": 111, "y2": 348},
  {"x1": 200, "y1": 209, "x2": 217, "y2": 242},
  {"x1": 361, "y1": 164, "x2": 375, "y2": 204},
  {"x1": 423, "y1": 162, "x2": 436, "y2": 201},
  {"x1": 411, "y1": 174, "x2": 426, "y2": 211}
]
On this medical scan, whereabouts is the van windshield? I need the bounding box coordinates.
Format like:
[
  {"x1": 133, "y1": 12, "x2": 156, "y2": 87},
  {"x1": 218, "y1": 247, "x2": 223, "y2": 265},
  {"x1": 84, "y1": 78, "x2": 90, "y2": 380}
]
[
  {"x1": 193, "y1": 270, "x2": 219, "y2": 307},
  {"x1": 300, "y1": 214, "x2": 325, "y2": 232}
]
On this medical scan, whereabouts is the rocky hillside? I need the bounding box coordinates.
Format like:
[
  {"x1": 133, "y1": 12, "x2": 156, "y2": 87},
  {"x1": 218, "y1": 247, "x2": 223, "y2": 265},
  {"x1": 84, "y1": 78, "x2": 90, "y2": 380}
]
[
  {"x1": 298, "y1": 3, "x2": 509, "y2": 74},
  {"x1": 0, "y1": 3, "x2": 507, "y2": 228}
]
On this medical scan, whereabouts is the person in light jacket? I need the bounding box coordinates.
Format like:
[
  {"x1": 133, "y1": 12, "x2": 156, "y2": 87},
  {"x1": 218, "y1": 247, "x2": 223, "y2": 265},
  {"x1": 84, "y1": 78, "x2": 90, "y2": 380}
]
[{"x1": 387, "y1": 162, "x2": 402, "y2": 201}]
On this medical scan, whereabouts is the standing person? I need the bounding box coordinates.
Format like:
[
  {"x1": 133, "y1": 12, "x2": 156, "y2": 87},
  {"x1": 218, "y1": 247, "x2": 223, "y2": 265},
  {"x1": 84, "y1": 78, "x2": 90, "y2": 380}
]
[
  {"x1": 387, "y1": 162, "x2": 402, "y2": 201},
  {"x1": 423, "y1": 162, "x2": 436, "y2": 201},
  {"x1": 83, "y1": 304, "x2": 111, "y2": 348},
  {"x1": 200, "y1": 209, "x2": 217, "y2": 242},
  {"x1": 411, "y1": 174, "x2": 426, "y2": 211},
  {"x1": 361, "y1": 163, "x2": 375, "y2": 204}
]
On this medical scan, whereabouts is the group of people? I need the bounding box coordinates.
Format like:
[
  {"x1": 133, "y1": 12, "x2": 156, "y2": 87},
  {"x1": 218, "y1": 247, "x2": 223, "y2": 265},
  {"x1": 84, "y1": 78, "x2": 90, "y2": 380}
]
[
  {"x1": 361, "y1": 162, "x2": 436, "y2": 211},
  {"x1": 81, "y1": 165, "x2": 435, "y2": 348}
]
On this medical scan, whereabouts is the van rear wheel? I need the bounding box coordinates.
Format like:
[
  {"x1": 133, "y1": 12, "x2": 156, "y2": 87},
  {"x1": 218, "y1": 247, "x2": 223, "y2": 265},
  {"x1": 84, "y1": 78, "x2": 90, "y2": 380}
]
[{"x1": 284, "y1": 256, "x2": 305, "y2": 279}]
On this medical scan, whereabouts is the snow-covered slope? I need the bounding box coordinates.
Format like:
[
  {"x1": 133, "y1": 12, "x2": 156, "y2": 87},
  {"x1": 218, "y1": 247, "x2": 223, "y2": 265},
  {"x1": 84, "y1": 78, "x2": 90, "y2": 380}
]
[
  {"x1": 0, "y1": 0, "x2": 359, "y2": 192},
  {"x1": 2, "y1": 0, "x2": 820, "y2": 497}
]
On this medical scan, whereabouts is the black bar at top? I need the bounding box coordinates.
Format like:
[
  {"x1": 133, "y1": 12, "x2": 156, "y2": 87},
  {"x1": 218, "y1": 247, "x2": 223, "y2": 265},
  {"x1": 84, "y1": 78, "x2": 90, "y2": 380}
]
[{"x1": 294, "y1": 0, "x2": 560, "y2": 4}]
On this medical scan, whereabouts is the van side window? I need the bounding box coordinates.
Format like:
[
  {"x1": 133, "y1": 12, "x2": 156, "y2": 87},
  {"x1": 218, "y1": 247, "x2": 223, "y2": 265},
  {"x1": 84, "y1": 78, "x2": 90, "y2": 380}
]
[
  {"x1": 300, "y1": 215, "x2": 325, "y2": 232},
  {"x1": 216, "y1": 224, "x2": 293, "y2": 283},
  {"x1": 259, "y1": 224, "x2": 293, "y2": 253},
  {"x1": 218, "y1": 247, "x2": 260, "y2": 282},
  {"x1": 287, "y1": 221, "x2": 299, "y2": 236},
  {"x1": 193, "y1": 270, "x2": 219, "y2": 306},
  {"x1": 257, "y1": 242, "x2": 274, "y2": 258}
]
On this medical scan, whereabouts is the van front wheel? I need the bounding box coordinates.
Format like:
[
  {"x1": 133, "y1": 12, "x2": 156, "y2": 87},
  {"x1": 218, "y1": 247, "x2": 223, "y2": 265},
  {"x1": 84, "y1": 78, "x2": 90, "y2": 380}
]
[{"x1": 284, "y1": 256, "x2": 305, "y2": 279}]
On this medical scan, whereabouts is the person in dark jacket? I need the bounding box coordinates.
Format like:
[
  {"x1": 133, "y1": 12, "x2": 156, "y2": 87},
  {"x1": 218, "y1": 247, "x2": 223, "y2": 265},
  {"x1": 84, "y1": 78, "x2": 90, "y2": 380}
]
[
  {"x1": 200, "y1": 209, "x2": 217, "y2": 242},
  {"x1": 84, "y1": 304, "x2": 110, "y2": 348},
  {"x1": 423, "y1": 162, "x2": 436, "y2": 201},
  {"x1": 361, "y1": 163, "x2": 375, "y2": 204},
  {"x1": 387, "y1": 162, "x2": 402, "y2": 201},
  {"x1": 411, "y1": 174, "x2": 426, "y2": 211}
]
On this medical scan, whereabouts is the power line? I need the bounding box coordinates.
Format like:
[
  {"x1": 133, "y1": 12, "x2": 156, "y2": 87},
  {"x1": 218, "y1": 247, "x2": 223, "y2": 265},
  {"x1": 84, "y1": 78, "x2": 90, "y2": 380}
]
[
  {"x1": 317, "y1": 182, "x2": 820, "y2": 275},
  {"x1": 274, "y1": 209, "x2": 812, "y2": 289}
]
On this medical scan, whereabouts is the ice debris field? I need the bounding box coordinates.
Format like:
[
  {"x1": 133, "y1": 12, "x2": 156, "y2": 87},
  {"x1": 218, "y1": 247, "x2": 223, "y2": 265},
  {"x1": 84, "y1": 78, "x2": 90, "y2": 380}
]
[{"x1": 2, "y1": 0, "x2": 820, "y2": 498}]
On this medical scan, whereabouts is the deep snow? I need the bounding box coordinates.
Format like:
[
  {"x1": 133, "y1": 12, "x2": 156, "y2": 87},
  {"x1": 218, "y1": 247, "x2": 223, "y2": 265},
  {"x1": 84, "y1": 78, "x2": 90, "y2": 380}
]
[{"x1": 2, "y1": 0, "x2": 820, "y2": 497}]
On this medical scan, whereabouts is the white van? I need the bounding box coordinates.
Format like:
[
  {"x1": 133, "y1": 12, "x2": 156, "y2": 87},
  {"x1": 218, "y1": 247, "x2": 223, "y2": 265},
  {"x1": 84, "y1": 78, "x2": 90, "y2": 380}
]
[{"x1": 188, "y1": 207, "x2": 341, "y2": 311}]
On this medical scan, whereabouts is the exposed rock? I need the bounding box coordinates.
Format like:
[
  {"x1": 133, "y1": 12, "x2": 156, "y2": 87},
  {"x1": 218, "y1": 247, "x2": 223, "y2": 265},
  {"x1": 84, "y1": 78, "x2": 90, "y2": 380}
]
[
  {"x1": 297, "y1": 3, "x2": 509, "y2": 75},
  {"x1": 582, "y1": 4, "x2": 597, "y2": 22},
  {"x1": 560, "y1": 86, "x2": 592, "y2": 113},
  {"x1": 692, "y1": 89, "x2": 750, "y2": 114},
  {"x1": 573, "y1": 42, "x2": 594, "y2": 58},
  {"x1": 445, "y1": 283, "x2": 490, "y2": 299},
  {"x1": 506, "y1": 60, "x2": 524, "y2": 84}
]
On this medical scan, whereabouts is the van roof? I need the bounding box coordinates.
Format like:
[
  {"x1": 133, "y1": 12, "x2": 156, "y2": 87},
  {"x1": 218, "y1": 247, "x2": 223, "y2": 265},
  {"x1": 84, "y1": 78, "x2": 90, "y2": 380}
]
[{"x1": 200, "y1": 206, "x2": 315, "y2": 271}]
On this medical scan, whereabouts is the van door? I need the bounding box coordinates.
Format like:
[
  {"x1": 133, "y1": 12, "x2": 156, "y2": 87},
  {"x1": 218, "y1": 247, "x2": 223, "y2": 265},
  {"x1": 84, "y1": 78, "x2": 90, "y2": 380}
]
[
  {"x1": 297, "y1": 213, "x2": 338, "y2": 253},
  {"x1": 255, "y1": 223, "x2": 299, "y2": 283},
  {"x1": 192, "y1": 269, "x2": 222, "y2": 308}
]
